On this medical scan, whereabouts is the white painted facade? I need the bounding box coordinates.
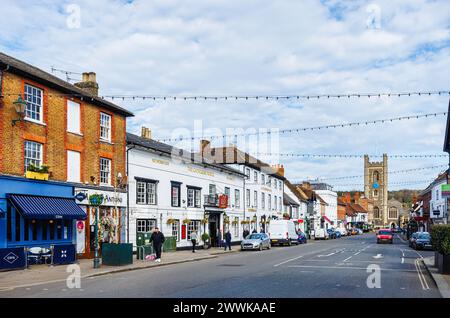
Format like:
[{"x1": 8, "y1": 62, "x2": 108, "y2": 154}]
[
  {"x1": 226, "y1": 164, "x2": 285, "y2": 233},
  {"x1": 127, "y1": 145, "x2": 246, "y2": 249},
  {"x1": 430, "y1": 178, "x2": 448, "y2": 221},
  {"x1": 314, "y1": 189, "x2": 338, "y2": 227},
  {"x1": 283, "y1": 185, "x2": 307, "y2": 233}
]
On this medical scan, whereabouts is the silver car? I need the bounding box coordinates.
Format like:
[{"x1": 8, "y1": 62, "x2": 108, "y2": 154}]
[{"x1": 241, "y1": 233, "x2": 271, "y2": 251}]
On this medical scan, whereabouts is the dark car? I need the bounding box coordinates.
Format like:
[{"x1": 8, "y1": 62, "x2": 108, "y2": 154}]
[
  {"x1": 377, "y1": 229, "x2": 393, "y2": 244},
  {"x1": 297, "y1": 231, "x2": 308, "y2": 244},
  {"x1": 409, "y1": 232, "x2": 419, "y2": 247},
  {"x1": 411, "y1": 232, "x2": 432, "y2": 250},
  {"x1": 327, "y1": 228, "x2": 337, "y2": 239}
]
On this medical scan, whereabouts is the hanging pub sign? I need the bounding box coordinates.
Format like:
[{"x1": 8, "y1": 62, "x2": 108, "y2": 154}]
[
  {"x1": 218, "y1": 195, "x2": 228, "y2": 209},
  {"x1": 442, "y1": 184, "x2": 450, "y2": 198}
]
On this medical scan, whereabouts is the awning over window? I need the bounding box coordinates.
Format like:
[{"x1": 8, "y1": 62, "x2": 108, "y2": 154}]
[{"x1": 8, "y1": 194, "x2": 87, "y2": 220}]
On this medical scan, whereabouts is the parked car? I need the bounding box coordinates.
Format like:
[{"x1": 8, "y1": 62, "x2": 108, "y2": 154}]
[
  {"x1": 349, "y1": 228, "x2": 358, "y2": 235},
  {"x1": 297, "y1": 231, "x2": 308, "y2": 244},
  {"x1": 268, "y1": 219, "x2": 299, "y2": 246},
  {"x1": 356, "y1": 228, "x2": 363, "y2": 235},
  {"x1": 336, "y1": 228, "x2": 347, "y2": 236},
  {"x1": 314, "y1": 228, "x2": 330, "y2": 240},
  {"x1": 411, "y1": 232, "x2": 432, "y2": 250},
  {"x1": 335, "y1": 231, "x2": 342, "y2": 238},
  {"x1": 409, "y1": 232, "x2": 418, "y2": 247},
  {"x1": 241, "y1": 233, "x2": 271, "y2": 251},
  {"x1": 327, "y1": 228, "x2": 337, "y2": 239},
  {"x1": 377, "y1": 229, "x2": 393, "y2": 244}
]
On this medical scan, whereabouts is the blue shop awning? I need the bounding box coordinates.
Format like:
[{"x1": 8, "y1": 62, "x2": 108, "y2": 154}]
[{"x1": 8, "y1": 194, "x2": 87, "y2": 220}]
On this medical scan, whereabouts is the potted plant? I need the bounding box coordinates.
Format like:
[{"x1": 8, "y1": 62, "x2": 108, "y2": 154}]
[
  {"x1": 167, "y1": 218, "x2": 175, "y2": 225},
  {"x1": 25, "y1": 163, "x2": 50, "y2": 181},
  {"x1": 201, "y1": 218, "x2": 208, "y2": 225},
  {"x1": 282, "y1": 212, "x2": 291, "y2": 220},
  {"x1": 202, "y1": 233, "x2": 211, "y2": 249},
  {"x1": 431, "y1": 224, "x2": 450, "y2": 274},
  {"x1": 182, "y1": 218, "x2": 191, "y2": 225}
]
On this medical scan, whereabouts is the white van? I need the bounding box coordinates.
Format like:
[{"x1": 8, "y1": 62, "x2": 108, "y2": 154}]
[
  {"x1": 314, "y1": 228, "x2": 329, "y2": 240},
  {"x1": 268, "y1": 220, "x2": 299, "y2": 246}
]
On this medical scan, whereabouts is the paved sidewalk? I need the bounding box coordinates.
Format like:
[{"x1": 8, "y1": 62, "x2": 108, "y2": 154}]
[
  {"x1": 423, "y1": 256, "x2": 450, "y2": 298},
  {"x1": 0, "y1": 248, "x2": 238, "y2": 290}
]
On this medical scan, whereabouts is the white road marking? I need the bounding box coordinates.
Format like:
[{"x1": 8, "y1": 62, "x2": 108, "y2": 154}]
[
  {"x1": 343, "y1": 256, "x2": 353, "y2": 262},
  {"x1": 287, "y1": 265, "x2": 418, "y2": 272},
  {"x1": 372, "y1": 254, "x2": 383, "y2": 259},
  {"x1": 274, "y1": 255, "x2": 304, "y2": 267},
  {"x1": 415, "y1": 258, "x2": 430, "y2": 290},
  {"x1": 318, "y1": 252, "x2": 336, "y2": 258}
]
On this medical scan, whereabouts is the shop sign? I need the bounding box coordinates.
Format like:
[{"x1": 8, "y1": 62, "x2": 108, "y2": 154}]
[
  {"x1": 74, "y1": 188, "x2": 127, "y2": 207},
  {"x1": 441, "y1": 184, "x2": 450, "y2": 198},
  {"x1": 218, "y1": 195, "x2": 228, "y2": 208},
  {"x1": 52, "y1": 244, "x2": 76, "y2": 265}
]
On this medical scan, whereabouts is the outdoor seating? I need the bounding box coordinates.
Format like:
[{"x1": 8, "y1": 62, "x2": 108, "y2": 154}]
[{"x1": 27, "y1": 247, "x2": 52, "y2": 266}]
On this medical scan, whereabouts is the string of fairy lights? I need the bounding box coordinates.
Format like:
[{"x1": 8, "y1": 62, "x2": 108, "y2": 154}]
[
  {"x1": 154, "y1": 111, "x2": 447, "y2": 142},
  {"x1": 253, "y1": 153, "x2": 447, "y2": 159},
  {"x1": 290, "y1": 164, "x2": 448, "y2": 183},
  {"x1": 331, "y1": 179, "x2": 436, "y2": 188},
  {"x1": 2, "y1": 89, "x2": 450, "y2": 101}
]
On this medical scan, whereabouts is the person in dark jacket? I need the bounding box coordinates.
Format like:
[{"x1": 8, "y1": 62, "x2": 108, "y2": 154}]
[
  {"x1": 150, "y1": 227, "x2": 165, "y2": 262},
  {"x1": 224, "y1": 230, "x2": 232, "y2": 251},
  {"x1": 242, "y1": 228, "x2": 250, "y2": 239},
  {"x1": 252, "y1": 229, "x2": 257, "y2": 234}
]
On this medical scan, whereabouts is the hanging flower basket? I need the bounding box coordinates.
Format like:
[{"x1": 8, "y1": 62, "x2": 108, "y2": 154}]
[
  {"x1": 201, "y1": 218, "x2": 208, "y2": 225},
  {"x1": 224, "y1": 218, "x2": 230, "y2": 225},
  {"x1": 232, "y1": 220, "x2": 238, "y2": 225},
  {"x1": 283, "y1": 213, "x2": 290, "y2": 220},
  {"x1": 182, "y1": 218, "x2": 191, "y2": 225},
  {"x1": 167, "y1": 218, "x2": 175, "y2": 225},
  {"x1": 241, "y1": 220, "x2": 249, "y2": 225}
]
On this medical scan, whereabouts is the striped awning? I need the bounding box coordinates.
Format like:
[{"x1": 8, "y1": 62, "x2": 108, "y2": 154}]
[{"x1": 8, "y1": 194, "x2": 86, "y2": 220}]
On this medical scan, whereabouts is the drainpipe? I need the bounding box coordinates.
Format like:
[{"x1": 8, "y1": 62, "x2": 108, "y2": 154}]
[{"x1": 126, "y1": 144, "x2": 135, "y2": 244}]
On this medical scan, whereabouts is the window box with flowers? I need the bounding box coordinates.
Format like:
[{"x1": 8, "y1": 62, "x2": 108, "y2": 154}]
[{"x1": 25, "y1": 163, "x2": 50, "y2": 181}]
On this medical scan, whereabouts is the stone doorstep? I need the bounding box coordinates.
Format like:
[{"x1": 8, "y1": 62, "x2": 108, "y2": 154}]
[
  {"x1": 423, "y1": 256, "x2": 450, "y2": 298},
  {"x1": 0, "y1": 250, "x2": 228, "y2": 290}
]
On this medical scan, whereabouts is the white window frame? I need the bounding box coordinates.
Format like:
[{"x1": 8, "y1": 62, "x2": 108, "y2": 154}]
[
  {"x1": 24, "y1": 84, "x2": 43, "y2": 123},
  {"x1": 187, "y1": 220, "x2": 200, "y2": 240},
  {"x1": 235, "y1": 189, "x2": 240, "y2": 208},
  {"x1": 172, "y1": 220, "x2": 180, "y2": 241},
  {"x1": 225, "y1": 187, "x2": 230, "y2": 207},
  {"x1": 261, "y1": 192, "x2": 265, "y2": 209},
  {"x1": 246, "y1": 189, "x2": 251, "y2": 207},
  {"x1": 66, "y1": 150, "x2": 81, "y2": 183},
  {"x1": 254, "y1": 191, "x2": 258, "y2": 208},
  {"x1": 24, "y1": 141, "x2": 43, "y2": 171},
  {"x1": 100, "y1": 157, "x2": 111, "y2": 186},
  {"x1": 100, "y1": 112, "x2": 112, "y2": 142}
]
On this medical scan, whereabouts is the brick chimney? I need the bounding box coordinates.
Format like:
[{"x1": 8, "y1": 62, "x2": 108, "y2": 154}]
[
  {"x1": 200, "y1": 140, "x2": 211, "y2": 156},
  {"x1": 271, "y1": 164, "x2": 285, "y2": 177},
  {"x1": 301, "y1": 181, "x2": 311, "y2": 190},
  {"x1": 141, "y1": 127, "x2": 152, "y2": 139},
  {"x1": 345, "y1": 192, "x2": 351, "y2": 204},
  {"x1": 75, "y1": 72, "x2": 99, "y2": 96}
]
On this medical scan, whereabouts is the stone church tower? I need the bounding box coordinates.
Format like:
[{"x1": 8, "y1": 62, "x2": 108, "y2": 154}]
[{"x1": 364, "y1": 154, "x2": 388, "y2": 227}]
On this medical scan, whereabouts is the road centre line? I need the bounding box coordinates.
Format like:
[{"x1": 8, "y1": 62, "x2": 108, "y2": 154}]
[
  {"x1": 273, "y1": 247, "x2": 334, "y2": 267},
  {"x1": 287, "y1": 265, "x2": 418, "y2": 272}
]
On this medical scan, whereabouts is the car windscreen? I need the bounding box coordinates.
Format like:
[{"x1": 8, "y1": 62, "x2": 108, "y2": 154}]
[
  {"x1": 247, "y1": 234, "x2": 264, "y2": 240},
  {"x1": 418, "y1": 233, "x2": 430, "y2": 240},
  {"x1": 378, "y1": 231, "x2": 392, "y2": 235}
]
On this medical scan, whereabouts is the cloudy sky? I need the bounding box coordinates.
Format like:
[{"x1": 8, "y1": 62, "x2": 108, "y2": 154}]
[{"x1": 1, "y1": 0, "x2": 449, "y2": 190}]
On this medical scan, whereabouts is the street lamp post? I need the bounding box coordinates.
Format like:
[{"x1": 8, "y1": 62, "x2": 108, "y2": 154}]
[{"x1": 89, "y1": 194, "x2": 104, "y2": 269}]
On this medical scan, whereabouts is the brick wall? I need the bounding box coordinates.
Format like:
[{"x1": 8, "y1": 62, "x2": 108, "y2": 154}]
[{"x1": 0, "y1": 71, "x2": 127, "y2": 186}]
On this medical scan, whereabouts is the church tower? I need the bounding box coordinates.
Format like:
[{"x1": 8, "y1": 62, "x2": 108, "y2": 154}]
[{"x1": 364, "y1": 154, "x2": 388, "y2": 227}]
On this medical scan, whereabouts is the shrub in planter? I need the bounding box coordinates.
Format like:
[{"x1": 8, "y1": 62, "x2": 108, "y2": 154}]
[
  {"x1": 201, "y1": 233, "x2": 210, "y2": 249},
  {"x1": 430, "y1": 224, "x2": 450, "y2": 274}
]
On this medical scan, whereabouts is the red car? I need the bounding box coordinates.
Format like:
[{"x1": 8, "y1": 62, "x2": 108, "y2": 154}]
[{"x1": 376, "y1": 229, "x2": 393, "y2": 244}]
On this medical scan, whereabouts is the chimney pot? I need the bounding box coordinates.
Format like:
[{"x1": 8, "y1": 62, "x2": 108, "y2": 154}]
[
  {"x1": 75, "y1": 71, "x2": 99, "y2": 96},
  {"x1": 141, "y1": 126, "x2": 151, "y2": 139}
]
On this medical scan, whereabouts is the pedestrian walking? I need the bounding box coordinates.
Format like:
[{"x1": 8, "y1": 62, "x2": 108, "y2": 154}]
[
  {"x1": 224, "y1": 230, "x2": 232, "y2": 251},
  {"x1": 191, "y1": 230, "x2": 198, "y2": 253},
  {"x1": 149, "y1": 227, "x2": 165, "y2": 263},
  {"x1": 243, "y1": 228, "x2": 250, "y2": 239}
]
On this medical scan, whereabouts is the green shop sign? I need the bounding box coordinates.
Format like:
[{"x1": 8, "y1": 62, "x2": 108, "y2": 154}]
[{"x1": 441, "y1": 184, "x2": 450, "y2": 198}]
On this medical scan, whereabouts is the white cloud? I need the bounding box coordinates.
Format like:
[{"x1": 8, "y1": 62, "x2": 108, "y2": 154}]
[{"x1": 1, "y1": 0, "x2": 449, "y2": 190}]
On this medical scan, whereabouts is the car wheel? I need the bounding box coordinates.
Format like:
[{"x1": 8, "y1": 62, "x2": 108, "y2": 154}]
[
  {"x1": 267, "y1": 244, "x2": 271, "y2": 250},
  {"x1": 390, "y1": 240, "x2": 393, "y2": 244},
  {"x1": 259, "y1": 244, "x2": 263, "y2": 251},
  {"x1": 288, "y1": 240, "x2": 292, "y2": 246},
  {"x1": 377, "y1": 239, "x2": 380, "y2": 244}
]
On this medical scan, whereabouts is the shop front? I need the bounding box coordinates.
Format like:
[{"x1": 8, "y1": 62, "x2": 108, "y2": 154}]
[
  {"x1": 73, "y1": 187, "x2": 127, "y2": 259},
  {"x1": 0, "y1": 176, "x2": 86, "y2": 268}
]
